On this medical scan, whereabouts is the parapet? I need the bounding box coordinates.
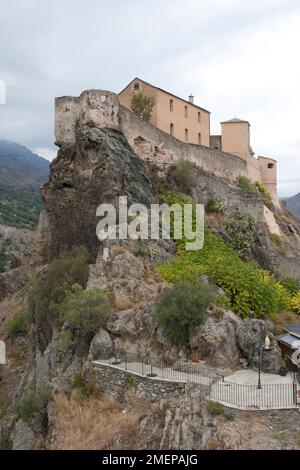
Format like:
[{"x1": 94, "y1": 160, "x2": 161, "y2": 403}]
[{"x1": 55, "y1": 90, "x2": 119, "y2": 146}]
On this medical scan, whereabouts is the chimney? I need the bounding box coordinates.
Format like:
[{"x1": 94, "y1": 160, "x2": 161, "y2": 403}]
[{"x1": 188, "y1": 94, "x2": 194, "y2": 104}]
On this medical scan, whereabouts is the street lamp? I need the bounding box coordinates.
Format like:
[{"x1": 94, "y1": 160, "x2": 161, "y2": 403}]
[{"x1": 255, "y1": 336, "x2": 273, "y2": 390}]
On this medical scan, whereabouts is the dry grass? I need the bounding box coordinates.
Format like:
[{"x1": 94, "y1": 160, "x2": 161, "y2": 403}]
[{"x1": 50, "y1": 392, "x2": 142, "y2": 450}]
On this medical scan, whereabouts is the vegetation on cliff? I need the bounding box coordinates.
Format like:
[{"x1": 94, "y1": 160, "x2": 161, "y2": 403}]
[{"x1": 157, "y1": 191, "x2": 300, "y2": 320}]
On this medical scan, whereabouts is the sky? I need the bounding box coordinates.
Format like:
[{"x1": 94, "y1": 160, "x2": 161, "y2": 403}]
[{"x1": 0, "y1": 0, "x2": 299, "y2": 197}]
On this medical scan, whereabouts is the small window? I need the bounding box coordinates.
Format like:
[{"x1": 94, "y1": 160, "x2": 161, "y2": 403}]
[
  {"x1": 184, "y1": 106, "x2": 188, "y2": 118},
  {"x1": 170, "y1": 123, "x2": 174, "y2": 136},
  {"x1": 198, "y1": 112, "x2": 201, "y2": 123},
  {"x1": 101, "y1": 94, "x2": 107, "y2": 103},
  {"x1": 268, "y1": 163, "x2": 274, "y2": 169},
  {"x1": 185, "y1": 129, "x2": 189, "y2": 141},
  {"x1": 198, "y1": 133, "x2": 202, "y2": 145},
  {"x1": 170, "y1": 99, "x2": 174, "y2": 112},
  {"x1": 133, "y1": 82, "x2": 140, "y2": 91}
]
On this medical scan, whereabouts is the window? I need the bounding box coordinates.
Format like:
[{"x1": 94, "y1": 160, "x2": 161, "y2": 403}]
[
  {"x1": 184, "y1": 106, "x2": 188, "y2": 118},
  {"x1": 170, "y1": 123, "x2": 174, "y2": 136},
  {"x1": 268, "y1": 163, "x2": 274, "y2": 169},
  {"x1": 170, "y1": 99, "x2": 174, "y2": 112},
  {"x1": 185, "y1": 129, "x2": 189, "y2": 141},
  {"x1": 198, "y1": 112, "x2": 201, "y2": 123},
  {"x1": 198, "y1": 133, "x2": 202, "y2": 145},
  {"x1": 101, "y1": 94, "x2": 107, "y2": 103},
  {"x1": 133, "y1": 82, "x2": 140, "y2": 91}
]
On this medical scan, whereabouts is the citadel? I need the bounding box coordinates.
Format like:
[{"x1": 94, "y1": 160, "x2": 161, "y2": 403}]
[{"x1": 55, "y1": 77, "x2": 279, "y2": 207}]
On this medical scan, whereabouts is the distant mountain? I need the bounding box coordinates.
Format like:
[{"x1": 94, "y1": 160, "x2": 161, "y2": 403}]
[
  {"x1": 285, "y1": 193, "x2": 300, "y2": 218},
  {"x1": 0, "y1": 140, "x2": 50, "y2": 229}
]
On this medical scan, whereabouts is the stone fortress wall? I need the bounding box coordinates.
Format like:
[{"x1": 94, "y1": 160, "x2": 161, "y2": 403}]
[{"x1": 55, "y1": 90, "x2": 278, "y2": 205}]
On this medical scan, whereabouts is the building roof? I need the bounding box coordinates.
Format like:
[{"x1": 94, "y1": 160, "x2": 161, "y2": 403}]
[
  {"x1": 119, "y1": 77, "x2": 211, "y2": 114},
  {"x1": 284, "y1": 323, "x2": 300, "y2": 339},
  {"x1": 221, "y1": 117, "x2": 250, "y2": 125},
  {"x1": 277, "y1": 333, "x2": 300, "y2": 350}
]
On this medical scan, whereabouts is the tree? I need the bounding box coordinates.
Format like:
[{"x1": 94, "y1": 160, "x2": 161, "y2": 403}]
[
  {"x1": 154, "y1": 280, "x2": 212, "y2": 346},
  {"x1": 131, "y1": 92, "x2": 155, "y2": 122},
  {"x1": 59, "y1": 284, "x2": 111, "y2": 345}
]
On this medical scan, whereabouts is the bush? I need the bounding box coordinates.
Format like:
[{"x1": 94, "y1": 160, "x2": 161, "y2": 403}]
[
  {"x1": 255, "y1": 181, "x2": 272, "y2": 208},
  {"x1": 206, "y1": 400, "x2": 225, "y2": 416},
  {"x1": 289, "y1": 292, "x2": 300, "y2": 314},
  {"x1": 131, "y1": 92, "x2": 155, "y2": 122},
  {"x1": 28, "y1": 246, "x2": 90, "y2": 324},
  {"x1": 59, "y1": 285, "x2": 111, "y2": 345},
  {"x1": 5, "y1": 307, "x2": 27, "y2": 339},
  {"x1": 0, "y1": 432, "x2": 12, "y2": 450},
  {"x1": 281, "y1": 277, "x2": 299, "y2": 296},
  {"x1": 16, "y1": 387, "x2": 51, "y2": 423},
  {"x1": 206, "y1": 198, "x2": 224, "y2": 214},
  {"x1": 237, "y1": 176, "x2": 257, "y2": 193},
  {"x1": 174, "y1": 160, "x2": 197, "y2": 194},
  {"x1": 154, "y1": 280, "x2": 212, "y2": 345},
  {"x1": 225, "y1": 211, "x2": 256, "y2": 259}
]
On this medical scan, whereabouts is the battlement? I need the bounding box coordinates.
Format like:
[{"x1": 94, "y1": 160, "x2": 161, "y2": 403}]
[{"x1": 55, "y1": 90, "x2": 119, "y2": 146}]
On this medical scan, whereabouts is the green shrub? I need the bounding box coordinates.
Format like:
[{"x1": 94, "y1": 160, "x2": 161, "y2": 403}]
[
  {"x1": 281, "y1": 277, "x2": 299, "y2": 296},
  {"x1": 206, "y1": 400, "x2": 225, "y2": 416},
  {"x1": 225, "y1": 211, "x2": 256, "y2": 259},
  {"x1": 5, "y1": 307, "x2": 27, "y2": 339},
  {"x1": 59, "y1": 285, "x2": 111, "y2": 344},
  {"x1": 16, "y1": 387, "x2": 51, "y2": 423},
  {"x1": 237, "y1": 176, "x2": 257, "y2": 193},
  {"x1": 58, "y1": 330, "x2": 75, "y2": 353},
  {"x1": 28, "y1": 246, "x2": 90, "y2": 324},
  {"x1": 255, "y1": 181, "x2": 272, "y2": 208},
  {"x1": 154, "y1": 280, "x2": 212, "y2": 345},
  {"x1": 206, "y1": 198, "x2": 224, "y2": 214},
  {"x1": 72, "y1": 372, "x2": 97, "y2": 398},
  {"x1": 206, "y1": 400, "x2": 233, "y2": 420},
  {"x1": 131, "y1": 92, "x2": 155, "y2": 122},
  {"x1": 0, "y1": 432, "x2": 12, "y2": 450},
  {"x1": 174, "y1": 160, "x2": 197, "y2": 194}
]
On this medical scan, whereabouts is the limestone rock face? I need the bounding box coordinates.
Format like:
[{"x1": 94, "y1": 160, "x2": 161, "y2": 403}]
[
  {"x1": 42, "y1": 125, "x2": 155, "y2": 260},
  {"x1": 88, "y1": 239, "x2": 174, "y2": 353},
  {"x1": 189, "y1": 310, "x2": 242, "y2": 369},
  {"x1": 12, "y1": 420, "x2": 35, "y2": 450},
  {"x1": 236, "y1": 319, "x2": 281, "y2": 373}
]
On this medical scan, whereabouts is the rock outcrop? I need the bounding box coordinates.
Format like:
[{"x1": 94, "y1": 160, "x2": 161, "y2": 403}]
[{"x1": 42, "y1": 125, "x2": 155, "y2": 260}]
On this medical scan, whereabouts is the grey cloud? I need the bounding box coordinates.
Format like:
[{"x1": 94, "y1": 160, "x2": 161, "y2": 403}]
[{"x1": 0, "y1": 0, "x2": 299, "y2": 197}]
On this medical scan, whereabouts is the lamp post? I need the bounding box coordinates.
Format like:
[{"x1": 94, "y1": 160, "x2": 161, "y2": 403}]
[{"x1": 255, "y1": 335, "x2": 273, "y2": 390}]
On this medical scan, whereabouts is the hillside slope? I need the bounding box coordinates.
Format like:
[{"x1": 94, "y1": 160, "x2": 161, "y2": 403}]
[
  {"x1": 286, "y1": 193, "x2": 300, "y2": 218},
  {"x1": 0, "y1": 140, "x2": 50, "y2": 229}
]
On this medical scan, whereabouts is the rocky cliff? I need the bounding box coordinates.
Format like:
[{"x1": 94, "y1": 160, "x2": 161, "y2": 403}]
[
  {"x1": 1, "y1": 107, "x2": 300, "y2": 451},
  {"x1": 42, "y1": 124, "x2": 154, "y2": 260}
]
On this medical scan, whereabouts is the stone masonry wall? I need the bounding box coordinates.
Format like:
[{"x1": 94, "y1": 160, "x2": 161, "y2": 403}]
[
  {"x1": 119, "y1": 105, "x2": 248, "y2": 183},
  {"x1": 92, "y1": 363, "x2": 188, "y2": 401}
]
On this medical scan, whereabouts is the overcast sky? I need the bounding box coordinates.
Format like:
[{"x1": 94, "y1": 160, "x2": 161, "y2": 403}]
[{"x1": 0, "y1": 0, "x2": 299, "y2": 197}]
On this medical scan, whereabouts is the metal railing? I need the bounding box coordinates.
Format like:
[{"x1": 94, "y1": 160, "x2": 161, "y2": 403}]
[
  {"x1": 210, "y1": 379, "x2": 298, "y2": 409},
  {"x1": 91, "y1": 344, "x2": 221, "y2": 389},
  {"x1": 92, "y1": 344, "x2": 299, "y2": 409}
]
